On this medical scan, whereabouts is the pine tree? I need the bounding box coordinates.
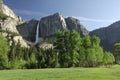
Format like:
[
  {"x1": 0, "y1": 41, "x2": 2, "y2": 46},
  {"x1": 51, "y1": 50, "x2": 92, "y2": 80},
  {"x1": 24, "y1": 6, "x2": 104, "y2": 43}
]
[
  {"x1": 0, "y1": 34, "x2": 10, "y2": 69},
  {"x1": 114, "y1": 43, "x2": 120, "y2": 64}
]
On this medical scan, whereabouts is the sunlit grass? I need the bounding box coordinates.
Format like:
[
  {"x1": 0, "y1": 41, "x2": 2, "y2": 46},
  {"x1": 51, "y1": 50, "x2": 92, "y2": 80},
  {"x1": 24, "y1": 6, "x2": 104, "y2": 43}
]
[{"x1": 0, "y1": 65, "x2": 120, "y2": 80}]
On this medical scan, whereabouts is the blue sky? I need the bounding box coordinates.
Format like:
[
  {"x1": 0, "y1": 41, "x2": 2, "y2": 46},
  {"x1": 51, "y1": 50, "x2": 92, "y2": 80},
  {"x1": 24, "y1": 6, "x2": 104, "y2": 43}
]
[{"x1": 3, "y1": 0, "x2": 120, "y2": 31}]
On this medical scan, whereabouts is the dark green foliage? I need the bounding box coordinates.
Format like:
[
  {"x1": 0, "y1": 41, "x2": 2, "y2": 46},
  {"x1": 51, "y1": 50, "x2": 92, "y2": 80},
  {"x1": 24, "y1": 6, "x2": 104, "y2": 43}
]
[
  {"x1": 37, "y1": 48, "x2": 59, "y2": 68},
  {"x1": 0, "y1": 34, "x2": 10, "y2": 69},
  {"x1": 25, "y1": 47, "x2": 38, "y2": 69},
  {"x1": 7, "y1": 41, "x2": 59, "y2": 69},
  {"x1": 78, "y1": 46, "x2": 86, "y2": 66},
  {"x1": 54, "y1": 30, "x2": 115, "y2": 67},
  {"x1": 8, "y1": 41, "x2": 26, "y2": 69},
  {"x1": 114, "y1": 43, "x2": 120, "y2": 64},
  {"x1": 82, "y1": 36, "x2": 91, "y2": 48},
  {"x1": 0, "y1": 30, "x2": 116, "y2": 69},
  {"x1": 54, "y1": 30, "x2": 81, "y2": 67}
]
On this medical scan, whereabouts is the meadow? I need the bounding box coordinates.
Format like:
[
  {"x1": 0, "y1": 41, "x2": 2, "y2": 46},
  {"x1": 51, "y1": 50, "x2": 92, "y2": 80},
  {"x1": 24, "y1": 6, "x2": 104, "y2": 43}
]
[{"x1": 0, "y1": 65, "x2": 120, "y2": 80}]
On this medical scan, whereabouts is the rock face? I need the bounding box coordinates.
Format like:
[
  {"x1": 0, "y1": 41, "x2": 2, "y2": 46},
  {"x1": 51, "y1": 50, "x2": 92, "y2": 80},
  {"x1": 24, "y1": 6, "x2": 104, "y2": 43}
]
[
  {"x1": 90, "y1": 21, "x2": 120, "y2": 52},
  {"x1": 39, "y1": 13, "x2": 88, "y2": 38},
  {"x1": 0, "y1": 17, "x2": 19, "y2": 33},
  {"x1": 0, "y1": 1, "x2": 23, "y2": 33},
  {"x1": 0, "y1": 1, "x2": 88, "y2": 47},
  {"x1": 65, "y1": 17, "x2": 88, "y2": 37},
  {"x1": 0, "y1": 0, "x2": 23, "y2": 23},
  {"x1": 17, "y1": 13, "x2": 89, "y2": 45},
  {"x1": 40, "y1": 13, "x2": 67, "y2": 38},
  {"x1": 0, "y1": 0, "x2": 28, "y2": 47},
  {"x1": 13, "y1": 36, "x2": 29, "y2": 47},
  {"x1": 39, "y1": 42, "x2": 53, "y2": 49},
  {"x1": 17, "y1": 19, "x2": 38, "y2": 42}
]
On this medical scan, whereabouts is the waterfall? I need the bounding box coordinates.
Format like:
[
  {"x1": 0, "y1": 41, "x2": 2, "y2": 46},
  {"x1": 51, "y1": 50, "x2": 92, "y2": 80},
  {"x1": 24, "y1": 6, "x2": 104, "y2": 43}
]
[
  {"x1": 34, "y1": 21, "x2": 40, "y2": 45},
  {"x1": 25, "y1": 21, "x2": 43, "y2": 46}
]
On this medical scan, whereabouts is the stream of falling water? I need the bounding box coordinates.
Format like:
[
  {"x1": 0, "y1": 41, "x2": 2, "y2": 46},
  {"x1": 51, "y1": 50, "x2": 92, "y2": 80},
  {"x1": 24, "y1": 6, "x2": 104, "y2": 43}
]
[
  {"x1": 34, "y1": 21, "x2": 40, "y2": 45},
  {"x1": 25, "y1": 21, "x2": 43, "y2": 45}
]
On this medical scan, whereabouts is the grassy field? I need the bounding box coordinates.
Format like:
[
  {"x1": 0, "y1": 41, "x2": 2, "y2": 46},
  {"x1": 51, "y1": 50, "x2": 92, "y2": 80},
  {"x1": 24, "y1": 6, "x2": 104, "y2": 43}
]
[{"x1": 0, "y1": 65, "x2": 120, "y2": 80}]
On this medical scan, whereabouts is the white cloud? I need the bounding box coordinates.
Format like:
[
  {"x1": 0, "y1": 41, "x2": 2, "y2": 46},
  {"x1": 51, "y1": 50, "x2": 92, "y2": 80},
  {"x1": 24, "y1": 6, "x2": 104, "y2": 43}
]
[
  {"x1": 14, "y1": 9, "x2": 46, "y2": 17},
  {"x1": 71, "y1": 16, "x2": 116, "y2": 23},
  {"x1": 13, "y1": 9, "x2": 117, "y2": 23}
]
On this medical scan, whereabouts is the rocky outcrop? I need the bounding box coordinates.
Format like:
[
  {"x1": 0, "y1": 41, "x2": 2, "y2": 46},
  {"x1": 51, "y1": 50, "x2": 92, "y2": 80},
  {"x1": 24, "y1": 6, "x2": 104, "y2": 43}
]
[
  {"x1": 39, "y1": 42, "x2": 53, "y2": 49},
  {"x1": 0, "y1": 0, "x2": 23, "y2": 33},
  {"x1": 0, "y1": 1, "x2": 89, "y2": 47},
  {"x1": 90, "y1": 21, "x2": 120, "y2": 52},
  {"x1": 17, "y1": 13, "x2": 89, "y2": 45},
  {"x1": 17, "y1": 19, "x2": 38, "y2": 42},
  {"x1": 0, "y1": 0, "x2": 23, "y2": 23},
  {"x1": 65, "y1": 17, "x2": 88, "y2": 37},
  {"x1": 0, "y1": 17, "x2": 19, "y2": 33},
  {"x1": 0, "y1": 0, "x2": 28, "y2": 47},
  {"x1": 13, "y1": 36, "x2": 29, "y2": 47},
  {"x1": 39, "y1": 13, "x2": 88, "y2": 38},
  {"x1": 40, "y1": 13, "x2": 67, "y2": 38}
]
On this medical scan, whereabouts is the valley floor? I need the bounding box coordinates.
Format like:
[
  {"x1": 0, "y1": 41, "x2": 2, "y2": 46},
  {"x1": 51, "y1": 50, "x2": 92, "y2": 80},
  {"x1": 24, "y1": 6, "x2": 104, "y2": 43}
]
[{"x1": 0, "y1": 65, "x2": 120, "y2": 80}]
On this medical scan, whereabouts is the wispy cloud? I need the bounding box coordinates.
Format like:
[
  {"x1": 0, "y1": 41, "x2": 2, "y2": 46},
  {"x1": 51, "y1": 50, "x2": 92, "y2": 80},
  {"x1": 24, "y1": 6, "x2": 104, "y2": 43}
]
[
  {"x1": 71, "y1": 16, "x2": 116, "y2": 23},
  {"x1": 14, "y1": 9, "x2": 46, "y2": 17},
  {"x1": 13, "y1": 9, "x2": 117, "y2": 23}
]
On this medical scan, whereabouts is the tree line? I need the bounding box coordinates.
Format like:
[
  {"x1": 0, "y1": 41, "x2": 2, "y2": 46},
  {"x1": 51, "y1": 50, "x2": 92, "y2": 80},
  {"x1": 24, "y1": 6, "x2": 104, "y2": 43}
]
[
  {"x1": 0, "y1": 29, "x2": 118, "y2": 69},
  {"x1": 54, "y1": 30, "x2": 115, "y2": 67}
]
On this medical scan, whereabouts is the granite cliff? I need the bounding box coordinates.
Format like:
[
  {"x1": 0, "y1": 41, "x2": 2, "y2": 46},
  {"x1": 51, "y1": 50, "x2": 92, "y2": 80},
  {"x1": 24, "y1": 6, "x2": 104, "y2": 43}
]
[
  {"x1": 0, "y1": 0, "x2": 28, "y2": 47},
  {"x1": 0, "y1": 0, "x2": 90, "y2": 48},
  {"x1": 65, "y1": 17, "x2": 88, "y2": 37},
  {"x1": 90, "y1": 21, "x2": 120, "y2": 52},
  {"x1": 39, "y1": 13, "x2": 67, "y2": 38},
  {"x1": 2, "y1": 0, "x2": 120, "y2": 52},
  {"x1": 17, "y1": 12, "x2": 89, "y2": 45}
]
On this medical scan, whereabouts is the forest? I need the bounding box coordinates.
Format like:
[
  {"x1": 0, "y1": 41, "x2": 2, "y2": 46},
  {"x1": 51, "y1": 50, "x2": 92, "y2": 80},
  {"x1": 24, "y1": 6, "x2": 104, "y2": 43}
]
[{"x1": 0, "y1": 30, "x2": 119, "y2": 69}]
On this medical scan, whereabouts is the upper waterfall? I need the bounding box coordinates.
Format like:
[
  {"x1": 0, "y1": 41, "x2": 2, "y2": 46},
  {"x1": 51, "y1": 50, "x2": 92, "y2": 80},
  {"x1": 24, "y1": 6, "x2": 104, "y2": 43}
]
[{"x1": 34, "y1": 21, "x2": 40, "y2": 45}]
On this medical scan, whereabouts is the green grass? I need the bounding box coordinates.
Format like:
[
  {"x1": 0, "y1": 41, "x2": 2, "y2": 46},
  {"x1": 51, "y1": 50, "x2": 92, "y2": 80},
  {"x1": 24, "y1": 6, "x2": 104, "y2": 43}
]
[{"x1": 0, "y1": 65, "x2": 120, "y2": 80}]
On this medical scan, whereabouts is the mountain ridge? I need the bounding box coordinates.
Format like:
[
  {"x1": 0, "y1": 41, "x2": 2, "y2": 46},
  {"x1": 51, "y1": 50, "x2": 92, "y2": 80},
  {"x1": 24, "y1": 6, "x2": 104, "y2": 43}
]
[
  {"x1": 0, "y1": 1, "x2": 89, "y2": 48},
  {"x1": 17, "y1": 12, "x2": 89, "y2": 45},
  {"x1": 90, "y1": 20, "x2": 120, "y2": 52},
  {"x1": 1, "y1": 0, "x2": 120, "y2": 52}
]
